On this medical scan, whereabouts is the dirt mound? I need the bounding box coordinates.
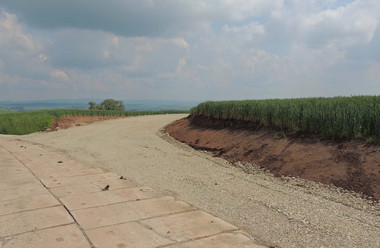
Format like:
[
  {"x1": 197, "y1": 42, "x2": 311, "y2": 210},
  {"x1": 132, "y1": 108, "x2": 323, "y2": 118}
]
[
  {"x1": 165, "y1": 116, "x2": 380, "y2": 200},
  {"x1": 50, "y1": 116, "x2": 121, "y2": 131}
]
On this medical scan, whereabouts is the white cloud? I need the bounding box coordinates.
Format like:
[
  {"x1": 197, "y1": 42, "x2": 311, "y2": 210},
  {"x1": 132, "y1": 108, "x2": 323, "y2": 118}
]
[
  {"x1": 0, "y1": 9, "x2": 48, "y2": 83},
  {"x1": 367, "y1": 63, "x2": 380, "y2": 80},
  {"x1": 222, "y1": 22, "x2": 265, "y2": 45},
  {"x1": 103, "y1": 50, "x2": 110, "y2": 59},
  {"x1": 300, "y1": 0, "x2": 380, "y2": 48},
  {"x1": 37, "y1": 54, "x2": 48, "y2": 62},
  {"x1": 112, "y1": 36, "x2": 119, "y2": 46},
  {"x1": 0, "y1": 10, "x2": 41, "y2": 66},
  {"x1": 0, "y1": 1, "x2": 380, "y2": 101},
  {"x1": 0, "y1": 11, "x2": 38, "y2": 53},
  {"x1": 177, "y1": 58, "x2": 186, "y2": 72},
  {"x1": 171, "y1": 38, "x2": 190, "y2": 49},
  {"x1": 51, "y1": 69, "x2": 69, "y2": 82}
]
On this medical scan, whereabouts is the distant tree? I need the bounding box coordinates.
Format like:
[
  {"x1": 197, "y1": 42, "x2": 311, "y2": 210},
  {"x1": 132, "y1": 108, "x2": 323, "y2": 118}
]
[
  {"x1": 88, "y1": 101, "x2": 97, "y2": 110},
  {"x1": 96, "y1": 99, "x2": 125, "y2": 111}
]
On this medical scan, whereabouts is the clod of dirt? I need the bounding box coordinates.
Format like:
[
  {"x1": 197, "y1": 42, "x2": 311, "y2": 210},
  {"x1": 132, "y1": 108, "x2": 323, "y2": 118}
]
[{"x1": 102, "y1": 184, "x2": 110, "y2": 191}]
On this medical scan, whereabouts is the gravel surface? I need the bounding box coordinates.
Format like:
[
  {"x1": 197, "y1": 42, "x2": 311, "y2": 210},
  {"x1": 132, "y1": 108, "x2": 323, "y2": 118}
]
[{"x1": 5, "y1": 114, "x2": 380, "y2": 248}]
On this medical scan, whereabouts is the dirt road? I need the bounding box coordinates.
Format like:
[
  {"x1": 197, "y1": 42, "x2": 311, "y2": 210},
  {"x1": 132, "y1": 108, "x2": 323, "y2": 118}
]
[{"x1": 3, "y1": 114, "x2": 379, "y2": 248}]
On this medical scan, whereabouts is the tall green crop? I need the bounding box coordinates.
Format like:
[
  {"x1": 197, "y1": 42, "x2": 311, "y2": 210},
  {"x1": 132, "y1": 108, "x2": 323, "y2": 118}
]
[{"x1": 190, "y1": 96, "x2": 380, "y2": 142}]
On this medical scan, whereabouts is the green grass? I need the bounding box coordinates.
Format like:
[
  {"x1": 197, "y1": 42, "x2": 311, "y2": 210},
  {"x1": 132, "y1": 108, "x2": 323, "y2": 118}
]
[
  {"x1": 0, "y1": 111, "x2": 54, "y2": 135},
  {"x1": 0, "y1": 109, "x2": 188, "y2": 135},
  {"x1": 190, "y1": 96, "x2": 380, "y2": 142}
]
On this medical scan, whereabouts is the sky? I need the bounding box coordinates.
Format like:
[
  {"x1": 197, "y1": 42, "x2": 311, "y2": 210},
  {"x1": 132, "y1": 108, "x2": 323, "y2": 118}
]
[{"x1": 0, "y1": 0, "x2": 379, "y2": 101}]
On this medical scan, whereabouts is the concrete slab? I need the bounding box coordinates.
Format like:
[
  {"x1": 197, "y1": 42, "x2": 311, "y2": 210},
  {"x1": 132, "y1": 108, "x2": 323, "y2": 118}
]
[
  {"x1": 61, "y1": 187, "x2": 159, "y2": 210},
  {"x1": 0, "y1": 172, "x2": 35, "y2": 183},
  {"x1": 71, "y1": 202, "x2": 140, "y2": 230},
  {"x1": 127, "y1": 196, "x2": 196, "y2": 219},
  {"x1": 0, "y1": 183, "x2": 50, "y2": 202},
  {"x1": 14, "y1": 150, "x2": 71, "y2": 160},
  {"x1": 30, "y1": 163, "x2": 96, "y2": 171},
  {"x1": 1, "y1": 224, "x2": 91, "y2": 248},
  {"x1": 40, "y1": 172, "x2": 120, "y2": 188},
  {"x1": 0, "y1": 194, "x2": 60, "y2": 216},
  {"x1": 90, "y1": 178, "x2": 137, "y2": 190},
  {"x1": 0, "y1": 206, "x2": 74, "y2": 237},
  {"x1": 71, "y1": 197, "x2": 196, "y2": 231},
  {"x1": 32, "y1": 166, "x2": 106, "y2": 179},
  {"x1": 0, "y1": 140, "x2": 267, "y2": 247},
  {"x1": 0, "y1": 166, "x2": 29, "y2": 174},
  {"x1": 50, "y1": 179, "x2": 136, "y2": 198},
  {"x1": 0, "y1": 163, "x2": 23, "y2": 169},
  {"x1": 140, "y1": 210, "x2": 237, "y2": 242},
  {"x1": 166, "y1": 231, "x2": 267, "y2": 248},
  {"x1": 86, "y1": 222, "x2": 174, "y2": 248},
  {"x1": 0, "y1": 177, "x2": 41, "y2": 191}
]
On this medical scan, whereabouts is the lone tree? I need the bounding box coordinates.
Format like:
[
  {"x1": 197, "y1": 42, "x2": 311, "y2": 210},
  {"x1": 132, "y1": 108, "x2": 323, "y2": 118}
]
[
  {"x1": 88, "y1": 99, "x2": 125, "y2": 111},
  {"x1": 88, "y1": 101, "x2": 97, "y2": 110}
]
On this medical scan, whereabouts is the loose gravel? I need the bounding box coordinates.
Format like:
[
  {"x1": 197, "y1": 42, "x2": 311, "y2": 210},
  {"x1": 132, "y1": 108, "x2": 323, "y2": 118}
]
[{"x1": 7, "y1": 114, "x2": 380, "y2": 248}]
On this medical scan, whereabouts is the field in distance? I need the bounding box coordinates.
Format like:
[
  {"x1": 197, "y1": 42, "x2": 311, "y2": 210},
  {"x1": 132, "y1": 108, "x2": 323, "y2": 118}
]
[{"x1": 0, "y1": 109, "x2": 188, "y2": 135}]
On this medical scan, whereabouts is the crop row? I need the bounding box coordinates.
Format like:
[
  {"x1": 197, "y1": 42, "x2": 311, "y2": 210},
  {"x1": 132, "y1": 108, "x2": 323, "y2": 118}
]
[{"x1": 190, "y1": 96, "x2": 380, "y2": 142}]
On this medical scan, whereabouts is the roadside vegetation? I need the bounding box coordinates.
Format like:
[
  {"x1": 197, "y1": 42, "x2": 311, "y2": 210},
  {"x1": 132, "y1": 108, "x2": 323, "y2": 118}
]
[
  {"x1": 0, "y1": 109, "x2": 188, "y2": 135},
  {"x1": 88, "y1": 99, "x2": 125, "y2": 111},
  {"x1": 191, "y1": 96, "x2": 380, "y2": 143}
]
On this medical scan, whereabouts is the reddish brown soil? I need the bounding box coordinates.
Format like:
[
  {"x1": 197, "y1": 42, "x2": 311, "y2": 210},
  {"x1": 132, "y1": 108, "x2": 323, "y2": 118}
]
[
  {"x1": 50, "y1": 116, "x2": 121, "y2": 131},
  {"x1": 165, "y1": 116, "x2": 380, "y2": 200}
]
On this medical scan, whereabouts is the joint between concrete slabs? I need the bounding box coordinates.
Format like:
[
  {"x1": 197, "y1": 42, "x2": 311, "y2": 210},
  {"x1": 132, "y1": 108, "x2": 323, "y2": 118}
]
[
  {"x1": 1, "y1": 140, "x2": 266, "y2": 248},
  {"x1": 68, "y1": 196, "x2": 196, "y2": 216},
  {"x1": 156, "y1": 230, "x2": 242, "y2": 248},
  {"x1": 0, "y1": 203, "x2": 62, "y2": 217},
  {"x1": 137, "y1": 220, "x2": 179, "y2": 243},
  {"x1": 0, "y1": 222, "x2": 74, "y2": 239},
  {"x1": 79, "y1": 208, "x2": 200, "y2": 232},
  {"x1": 70, "y1": 201, "x2": 200, "y2": 235},
  {"x1": 39, "y1": 179, "x2": 97, "y2": 248},
  {"x1": 1, "y1": 145, "x2": 96, "y2": 248}
]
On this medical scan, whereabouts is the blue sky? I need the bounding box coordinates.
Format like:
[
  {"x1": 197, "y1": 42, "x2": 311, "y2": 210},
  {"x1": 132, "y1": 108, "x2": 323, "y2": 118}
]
[{"x1": 0, "y1": 0, "x2": 379, "y2": 101}]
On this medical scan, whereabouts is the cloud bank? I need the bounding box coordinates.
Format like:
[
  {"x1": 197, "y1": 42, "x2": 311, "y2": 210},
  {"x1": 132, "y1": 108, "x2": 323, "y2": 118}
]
[{"x1": 0, "y1": 0, "x2": 379, "y2": 101}]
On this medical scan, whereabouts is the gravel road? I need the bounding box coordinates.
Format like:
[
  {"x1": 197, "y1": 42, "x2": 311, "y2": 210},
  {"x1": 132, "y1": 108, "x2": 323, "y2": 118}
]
[{"x1": 6, "y1": 114, "x2": 380, "y2": 248}]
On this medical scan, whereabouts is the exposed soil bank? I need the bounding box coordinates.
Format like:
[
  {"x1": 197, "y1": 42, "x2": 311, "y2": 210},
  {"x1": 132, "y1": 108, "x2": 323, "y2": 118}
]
[
  {"x1": 50, "y1": 116, "x2": 122, "y2": 131},
  {"x1": 166, "y1": 115, "x2": 380, "y2": 200}
]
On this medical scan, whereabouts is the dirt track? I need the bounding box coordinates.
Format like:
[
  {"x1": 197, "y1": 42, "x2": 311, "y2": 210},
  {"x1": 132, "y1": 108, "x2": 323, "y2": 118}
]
[{"x1": 3, "y1": 114, "x2": 379, "y2": 248}]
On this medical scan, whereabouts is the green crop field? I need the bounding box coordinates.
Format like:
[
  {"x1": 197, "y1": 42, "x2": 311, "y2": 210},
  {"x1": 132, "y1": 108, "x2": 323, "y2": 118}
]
[
  {"x1": 191, "y1": 96, "x2": 380, "y2": 142},
  {"x1": 0, "y1": 109, "x2": 188, "y2": 135}
]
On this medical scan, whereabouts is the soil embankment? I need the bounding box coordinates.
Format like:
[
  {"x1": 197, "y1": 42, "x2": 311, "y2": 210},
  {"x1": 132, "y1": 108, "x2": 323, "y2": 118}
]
[
  {"x1": 50, "y1": 116, "x2": 121, "y2": 131},
  {"x1": 166, "y1": 115, "x2": 380, "y2": 200}
]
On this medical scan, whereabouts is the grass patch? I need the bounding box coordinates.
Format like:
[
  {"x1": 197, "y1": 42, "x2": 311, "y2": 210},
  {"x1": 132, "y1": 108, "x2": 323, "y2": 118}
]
[{"x1": 0, "y1": 109, "x2": 188, "y2": 135}]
